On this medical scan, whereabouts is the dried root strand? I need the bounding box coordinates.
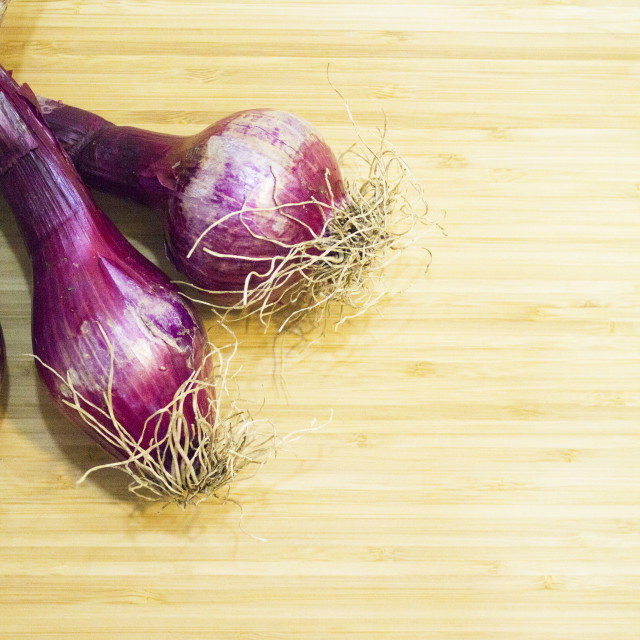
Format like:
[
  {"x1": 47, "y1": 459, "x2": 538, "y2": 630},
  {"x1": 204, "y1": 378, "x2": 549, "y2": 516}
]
[
  {"x1": 181, "y1": 122, "x2": 438, "y2": 334},
  {"x1": 35, "y1": 326, "x2": 276, "y2": 508}
]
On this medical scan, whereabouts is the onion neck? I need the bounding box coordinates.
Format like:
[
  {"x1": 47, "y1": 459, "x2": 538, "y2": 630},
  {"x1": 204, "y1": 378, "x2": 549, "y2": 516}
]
[
  {"x1": 0, "y1": 69, "x2": 102, "y2": 256},
  {"x1": 1, "y1": 149, "x2": 100, "y2": 256},
  {"x1": 40, "y1": 98, "x2": 181, "y2": 208}
]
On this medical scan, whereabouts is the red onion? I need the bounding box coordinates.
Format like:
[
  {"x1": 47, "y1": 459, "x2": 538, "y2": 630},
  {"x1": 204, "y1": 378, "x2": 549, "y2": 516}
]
[
  {"x1": 0, "y1": 323, "x2": 5, "y2": 387},
  {"x1": 0, "y1": 66, "x2": 267, "y2": 504},
  {"x1": 0, "y1": 3, "x2": 7, "y2": 388},
  {"x1": 39, "y1": 95, "x2": 428, "y2": 330}
]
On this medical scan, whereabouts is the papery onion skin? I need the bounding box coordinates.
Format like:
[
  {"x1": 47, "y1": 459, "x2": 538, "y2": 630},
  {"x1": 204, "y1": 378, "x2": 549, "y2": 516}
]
[
  {"x1": 0, "y1": 66, "x2": 212, "y2": 476},
  {"x1": 39, "y1": 99, "x2": 350, "y2": 306}
]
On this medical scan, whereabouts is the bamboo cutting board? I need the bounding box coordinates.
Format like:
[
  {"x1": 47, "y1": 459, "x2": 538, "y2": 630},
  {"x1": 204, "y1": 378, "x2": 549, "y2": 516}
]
[{"x1": 1, "y1": 1, "x2": 640, "y2": 638}]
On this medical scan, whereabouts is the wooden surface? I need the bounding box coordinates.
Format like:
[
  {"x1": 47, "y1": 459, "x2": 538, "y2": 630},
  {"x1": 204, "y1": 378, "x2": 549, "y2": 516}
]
[{"x1": 1, "y1": 1, "x2": 640, "y2": 638}]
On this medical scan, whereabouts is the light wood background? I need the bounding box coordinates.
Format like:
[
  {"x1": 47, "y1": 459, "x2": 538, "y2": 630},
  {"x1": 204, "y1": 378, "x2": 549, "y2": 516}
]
[{"x1": 1, "y1": 1, "x2": 640, "y2": 638}]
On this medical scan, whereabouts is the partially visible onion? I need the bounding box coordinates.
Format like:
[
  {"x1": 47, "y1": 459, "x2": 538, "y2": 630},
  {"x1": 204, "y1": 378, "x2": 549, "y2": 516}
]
[
  {"x1": 39, "y1": 96, "x2": 430, "y2": 330},
  {"x1": 0, "y1": 66, "x2": 268, "y2": 505},
  {"x1": 0, "y1": 0, "x2": 8, "y2": 387},
  {"x1": 0, "y1": 323, "x2": 5, "y2": 387}
]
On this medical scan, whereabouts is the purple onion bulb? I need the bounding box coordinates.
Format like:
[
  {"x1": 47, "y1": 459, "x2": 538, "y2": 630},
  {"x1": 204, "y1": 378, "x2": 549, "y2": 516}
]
[
  {"x1": 0, "y1": 66, "x2": 266, "y2": 505},
  {"x1": 39, "y1": 98, "x2": 428, "y2": 330}
]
